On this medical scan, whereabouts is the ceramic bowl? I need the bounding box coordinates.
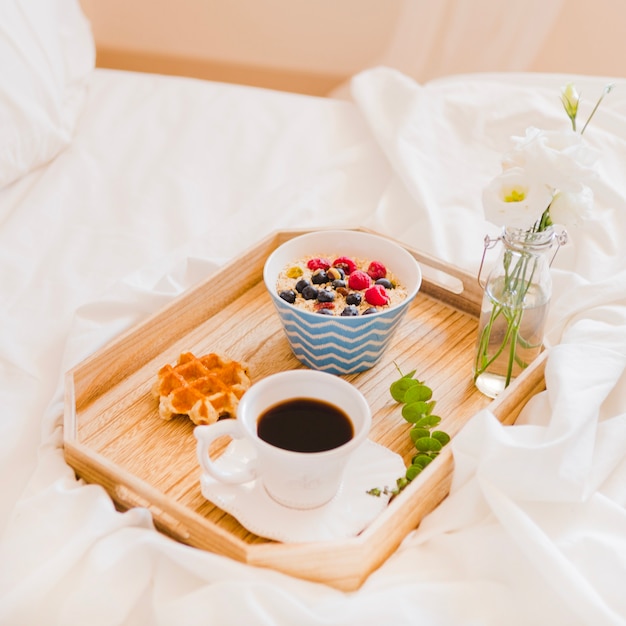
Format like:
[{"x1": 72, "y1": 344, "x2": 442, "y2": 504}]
[{"x1": 263, "y1": 230, "x2": 422, "y2": 374}]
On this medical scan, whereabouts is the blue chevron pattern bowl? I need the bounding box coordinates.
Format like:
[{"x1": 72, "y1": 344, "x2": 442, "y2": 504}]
[{"x1": 264, "y1": 230, "x2": 422, "y2": 375}]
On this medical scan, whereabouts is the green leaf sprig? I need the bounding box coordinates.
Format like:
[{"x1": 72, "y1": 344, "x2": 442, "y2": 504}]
[{"x1": 367, "y1": 363, "x2": 450, "y2": 498}]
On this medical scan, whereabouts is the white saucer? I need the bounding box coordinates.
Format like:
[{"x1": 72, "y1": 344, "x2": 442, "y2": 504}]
[{"x1": 199, "y1": 438, "x2": 406, "y2": 543}]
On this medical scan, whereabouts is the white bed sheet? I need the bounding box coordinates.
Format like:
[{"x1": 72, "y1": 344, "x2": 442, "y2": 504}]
[{"x1": 1, "y1": 66, "x2": 625, "y2": 626}]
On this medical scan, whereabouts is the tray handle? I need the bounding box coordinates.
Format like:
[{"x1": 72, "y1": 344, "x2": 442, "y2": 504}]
[
  {"x1": 353, "y1": 227, "x2": 483, "y2": 316},
  {"x1": 408, "y1": 249, "x2": 483, "y2": 317}
]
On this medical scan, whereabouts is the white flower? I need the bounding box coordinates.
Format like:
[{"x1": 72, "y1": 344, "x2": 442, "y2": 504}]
[
  {"x1": 481, "y1": 83, "x2": 612, "y2": 232},
  {"x1": 504, "y1": 127, "x2": 598, "y2": 194},
  {"x1": 548, "y1": 187, "x2": 594, "y2": 227},
  {"x1": 482, "y1": 166, "x2": 554, "y2": 229}
]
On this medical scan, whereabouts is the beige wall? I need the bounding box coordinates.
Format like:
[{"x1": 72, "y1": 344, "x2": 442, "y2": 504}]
[
  {"x1": 79, "y1": 0, "x2": 405, "y2": 94},
  {"x1": 79, "y1": 0, "x2": 626, "y2": 96},
  {"x1": 530, "y1": 0, "x2": 626, "y2": 79}
]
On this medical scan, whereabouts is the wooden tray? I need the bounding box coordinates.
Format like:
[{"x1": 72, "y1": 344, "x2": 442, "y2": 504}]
[{"x1": 63, "y1": 228, "x2": 546, "y2": 591}]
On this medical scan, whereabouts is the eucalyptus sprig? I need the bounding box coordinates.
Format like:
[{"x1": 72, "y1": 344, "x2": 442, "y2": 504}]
[{"x1": 367, "y1": 364, "x2": 450, "y2": 498}]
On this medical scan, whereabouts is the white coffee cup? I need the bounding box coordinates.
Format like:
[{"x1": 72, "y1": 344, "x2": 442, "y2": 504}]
[{"x1": 194, "y1": 370, "x2": 371, "y2": 509}]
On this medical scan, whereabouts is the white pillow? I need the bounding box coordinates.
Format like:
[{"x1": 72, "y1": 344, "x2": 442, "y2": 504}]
[{"x1": 0, "y1": 0, "x2": 95, "y2": 189}]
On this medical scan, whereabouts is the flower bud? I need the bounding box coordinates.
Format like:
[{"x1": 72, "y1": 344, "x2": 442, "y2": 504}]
[{"x1": 561, "y1": 83, "x2": 580, "y2": 129}]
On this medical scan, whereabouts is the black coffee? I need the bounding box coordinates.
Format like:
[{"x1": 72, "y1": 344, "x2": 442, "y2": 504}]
[{"x1": 257, "y1": 398, "x2": 354, "y2": 453}]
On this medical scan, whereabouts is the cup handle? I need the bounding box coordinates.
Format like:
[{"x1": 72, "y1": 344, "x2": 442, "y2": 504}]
[{"x1": 194, "y1": 420, "x2": 257, "y2": 484}]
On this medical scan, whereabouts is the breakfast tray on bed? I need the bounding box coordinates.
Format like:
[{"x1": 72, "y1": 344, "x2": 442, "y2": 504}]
[{"x1": 63, "y1": 228, "x2": 546, "y2": 591}]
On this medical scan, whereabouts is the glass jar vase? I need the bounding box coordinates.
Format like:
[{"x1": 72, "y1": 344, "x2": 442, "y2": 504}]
[{"x1": 473, "y1": 226, "x2": 565, "y2": 398}]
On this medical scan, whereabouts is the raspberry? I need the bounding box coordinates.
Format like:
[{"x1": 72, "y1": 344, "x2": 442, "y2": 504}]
[
  {"x1": 307, "y1": 257, "x2": 330, "y2": 271},
  {"x1": 348, "y1": 270, "x2": 372, "y2": 290},
  {"x1": 365, "y1": 284, "x2": 390, "y2": 306},
  {"x1": 367, "y1": 260, "x2": 387, "y2": 281},
  {"x1": 332, "y1": 256, "x2": 357, "y2": 275},
  {"x1": 314, "y1": 301, "x2": 335, "y2": 311}
]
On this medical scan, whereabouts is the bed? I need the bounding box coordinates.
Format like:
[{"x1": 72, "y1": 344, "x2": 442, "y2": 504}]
[{"x1": 1, "y1": 2, "x2": 625, "y2": 625}]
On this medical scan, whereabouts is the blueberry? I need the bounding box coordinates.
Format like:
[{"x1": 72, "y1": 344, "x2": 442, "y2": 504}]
[
  {"x1": 317, "y1": 289, "x2": 335, "y2": 303},
  {"x1": 340, "y1": 305, "x2": 359, "y2": 316},
  {"x1": 316, "y1": 308, "x2": 333, "y2": 315},
  {"x1": 375, "y1": 278, "x2": 393, "y2": 289},
  {"x1": 302, "y1": 285, "x2": 319, "y2": 300},
  {"x1": 279, "y1": 290, "x2": 296, "y2": 304},
  {"x1": 295, "y1": 278, "x2": 309, "y2": 293},
  {"x1": 311, "y1": 270, "x2": 328, "y2": 285},
  {"x1": 363, "y1": 307, "x2": 378, "y2": 315},
  {"x1": 346, "y1": 292, "x2": 362, "y2": 306},
  {"x1": 332, "y1": 279, "x2": 346, "y2": 289}
]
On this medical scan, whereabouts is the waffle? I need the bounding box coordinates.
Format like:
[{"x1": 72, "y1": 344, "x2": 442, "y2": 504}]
[{"x1": 153, "y1": 352, "x2": 251, "y2": 425}]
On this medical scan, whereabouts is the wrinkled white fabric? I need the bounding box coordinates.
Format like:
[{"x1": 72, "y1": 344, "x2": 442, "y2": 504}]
[
  {"x1": 1, "y1": 66, "x2": 625, "y2": 626},
  {"x1": 0, "y1": 0, "x2": 94, "y2": 188}
]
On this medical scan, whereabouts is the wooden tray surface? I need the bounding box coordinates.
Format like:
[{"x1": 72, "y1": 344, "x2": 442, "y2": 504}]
[{"x1": 63, "y1": 228, "x2": 546, "y2": 590}]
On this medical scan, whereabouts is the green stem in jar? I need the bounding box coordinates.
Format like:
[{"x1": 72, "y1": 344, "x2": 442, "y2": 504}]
[{"x1": 473, "y1": 236, "x2": 540, "y2": 386}]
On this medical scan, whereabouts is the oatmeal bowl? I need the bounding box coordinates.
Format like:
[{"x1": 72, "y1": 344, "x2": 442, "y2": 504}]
[{"x1": 263, "y1": 230, "x2": 422, "y2": 374}]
